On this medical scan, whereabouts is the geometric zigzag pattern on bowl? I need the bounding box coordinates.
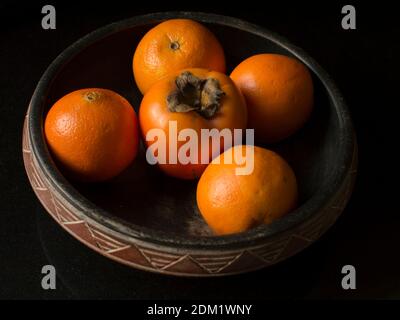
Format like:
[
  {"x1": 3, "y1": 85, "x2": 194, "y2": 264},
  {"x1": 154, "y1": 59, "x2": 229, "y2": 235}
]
[{"x1": 23, "y1": 115, "x2": 357, "y2": 276}]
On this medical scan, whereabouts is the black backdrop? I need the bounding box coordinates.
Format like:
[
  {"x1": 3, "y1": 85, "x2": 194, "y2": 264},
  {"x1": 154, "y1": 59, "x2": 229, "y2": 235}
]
[{"x1": 1, "y1": 1, "x2": 399, "y2": 299}]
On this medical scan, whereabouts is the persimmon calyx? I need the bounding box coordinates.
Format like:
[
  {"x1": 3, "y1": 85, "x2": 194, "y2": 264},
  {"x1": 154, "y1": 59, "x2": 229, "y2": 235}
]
[{"x1": 167, "y1": 71, "x2": 225, "y2": 118}]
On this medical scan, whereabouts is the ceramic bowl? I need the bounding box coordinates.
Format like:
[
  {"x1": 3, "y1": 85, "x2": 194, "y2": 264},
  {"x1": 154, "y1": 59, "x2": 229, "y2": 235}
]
[{"x1": 22, "y1": 12, "x2": 357, "y2": 276}]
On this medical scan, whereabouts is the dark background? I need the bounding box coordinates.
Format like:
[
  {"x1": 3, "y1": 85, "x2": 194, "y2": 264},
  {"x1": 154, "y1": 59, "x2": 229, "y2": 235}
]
[{"x1": 1, "y1": 1, "x2": 399, "y2": 299}]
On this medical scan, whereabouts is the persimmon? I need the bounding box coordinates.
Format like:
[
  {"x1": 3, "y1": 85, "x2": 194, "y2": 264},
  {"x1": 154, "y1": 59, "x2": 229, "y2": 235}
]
[
  {"x1": 133, "y1": 19, "x2": 226, "y2": 94},
  {"x1": 230, "y1": 54, "x2": 314, "y2": 143},
  {"x1": 197, "y1": 145, "x2": 298, "y2": 235},
  {"x1": 44, "y1": 88, "x2": 139, "y2": 182},
  {"x1": 139, "y1": 68, "x2": 247, "y2": 180}
]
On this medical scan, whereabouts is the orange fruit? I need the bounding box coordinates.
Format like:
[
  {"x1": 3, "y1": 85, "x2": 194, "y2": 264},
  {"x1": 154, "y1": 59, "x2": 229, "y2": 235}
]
[
  {"x1": 230, "y1": 54, "x2": 314, "y2": 143},
  {"x1": 44, "y1": 88, "x2": 139, "y2": 182},
  {"x1": 197, "y1": 145, "x2": 298, "y2": 235},
  {"x1": 133, "y1": 19, "x2": 226, "y2": 94}
]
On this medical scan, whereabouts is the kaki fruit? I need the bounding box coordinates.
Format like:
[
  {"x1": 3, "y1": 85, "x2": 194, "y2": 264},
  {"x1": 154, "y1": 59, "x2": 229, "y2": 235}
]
[
  {"x1": 133, "y1": 19, "x2": 226, "y2": 94},
  {"x1": 44, "y1": 88, "x2": 139, "y2": 182},
  {"x1": 230, "y1": 54, "x2": 314, "y2": 143},
  {"x1": 197, "y1": 145, "x2": 298, "y2": 235},
  {"x1": 139, "y1": 68, "x2": 247, "y2": 180}
]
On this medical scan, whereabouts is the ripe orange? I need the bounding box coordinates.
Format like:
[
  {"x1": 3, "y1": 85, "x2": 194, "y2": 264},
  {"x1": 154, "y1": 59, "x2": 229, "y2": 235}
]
[
  {"x1": 230, "y1": 54, "x2": 314, "y2": 143},
  {"x1": 133, "y1": 19, "x2": 226, "y2": 94},
  {"x1": 44, "y1": 88, "x2": 139, "y2": 182},
  {"x1": 197, "y1": 145, "x2": 298, "y2": 235}
]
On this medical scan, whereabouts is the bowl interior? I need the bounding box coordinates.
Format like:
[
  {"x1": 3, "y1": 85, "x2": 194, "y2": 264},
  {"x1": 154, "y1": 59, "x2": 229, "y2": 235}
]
[{"x1": 41, "y1": 19, "x2": 340, "y2": 238}]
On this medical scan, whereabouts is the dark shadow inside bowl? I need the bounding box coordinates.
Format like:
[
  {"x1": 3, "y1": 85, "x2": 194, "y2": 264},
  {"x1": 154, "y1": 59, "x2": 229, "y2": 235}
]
[{"x1": 43, "y1": 22, "x2": 340, "y2": 237}]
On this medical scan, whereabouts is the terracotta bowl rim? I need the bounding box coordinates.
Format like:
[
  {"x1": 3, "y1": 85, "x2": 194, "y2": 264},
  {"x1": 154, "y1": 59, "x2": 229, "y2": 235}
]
[{"x1": 27, "y1": 11, "x2": 355, "y2": 250}]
